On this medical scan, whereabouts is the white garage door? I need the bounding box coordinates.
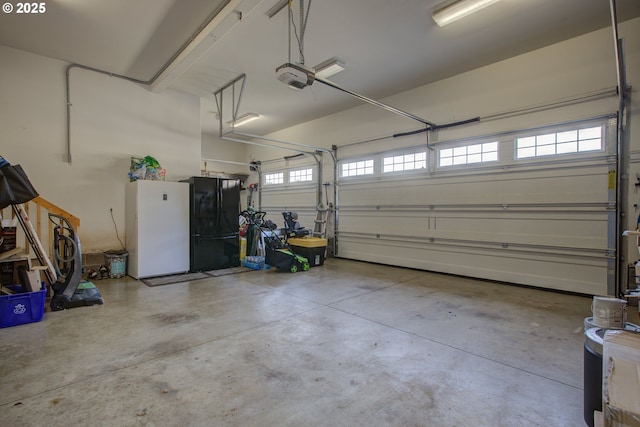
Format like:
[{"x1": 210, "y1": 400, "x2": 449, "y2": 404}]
[
  {"x1": 336, "y1": 116, "x2": 616, "y2": 295},
  {"x1": 259, "y1": 156, "x2": 320, "y2": 231}
]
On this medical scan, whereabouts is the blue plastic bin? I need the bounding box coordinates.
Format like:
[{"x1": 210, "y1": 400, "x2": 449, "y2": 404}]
[{"x1": 0, "y1": 284, "x2": 46, "y2": 328}]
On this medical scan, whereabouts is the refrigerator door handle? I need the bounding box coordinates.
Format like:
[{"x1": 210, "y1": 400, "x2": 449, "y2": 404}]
[
  {"x1": 197, "y1": 234, "x2": 237, "y2": 240},
  {"x1": 217, "y1": 183, "x2": 222, "y2": 229}
]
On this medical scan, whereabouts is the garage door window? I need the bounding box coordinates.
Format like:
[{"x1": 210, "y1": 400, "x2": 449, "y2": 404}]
[
  {"x1": 290, "y1": 168, "x2": 313, "y2": 183},
  {"x1": 516, "y1": 126, "x2": 602, "y2": 159},
  {"x1": 341, "y1": 160, "x2": 374, "y2": 177},
  {"x1": 264, "y1": 172, "x2": 284, "y2": 185},
  {"x1": 383, "y1": 152, "x2": 427, "y2": 173},
  {"x1": 439, "y1": 142, "x2": 498, "y2": 167}
]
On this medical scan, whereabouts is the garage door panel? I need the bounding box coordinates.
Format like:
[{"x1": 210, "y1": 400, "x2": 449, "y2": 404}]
[
  {"x1": 262, "y1": 185, "x2": 316, "y2": 207},
  {"x1": 339, "y1": 184, "x2": 429, "y2": 205},
  {"x1": 338, "y1": 237, "x2": 607, "y2": 295},
  {"x1": 339, "y1": 211, "x2": 430, "y2": 236},
  {"x1": 340, "y1": 203, "x2": 607, "y2": 248},
  {"x1": 434, "y1": 215, "x2": 607, "y2": 249},
  {"x1": 340, "y1": 167, "x2": 607, "y2": 207}
]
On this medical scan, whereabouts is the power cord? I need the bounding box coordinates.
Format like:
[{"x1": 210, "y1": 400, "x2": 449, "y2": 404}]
[
  {"x1": 110, "y1": 208, "x2": 126, "y2": 250},
  {"x1": 288, "y1": 0, "x2": 312, "y2": 64}
]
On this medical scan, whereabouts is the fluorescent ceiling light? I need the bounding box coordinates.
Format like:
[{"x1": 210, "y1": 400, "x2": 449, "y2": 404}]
[
  {"x1": 432, "y1": 0, "x2": 500, "y2": 27},
  {"x1": 228, "y1": 113, "x2": 260, "y2": 127},
  {"x1": 314, "y1": 57, "x2": 346, "y2": 79}
]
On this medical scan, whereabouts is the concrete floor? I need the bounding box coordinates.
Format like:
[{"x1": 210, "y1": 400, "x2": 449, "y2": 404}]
[{"x1": 0, "y1": 258, "x2": 626, "y2": 426}]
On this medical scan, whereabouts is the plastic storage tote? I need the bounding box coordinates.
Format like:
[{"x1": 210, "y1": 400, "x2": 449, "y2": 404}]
[{"x1": 0, "y1": 284, "x2": 46, "y2": 328}]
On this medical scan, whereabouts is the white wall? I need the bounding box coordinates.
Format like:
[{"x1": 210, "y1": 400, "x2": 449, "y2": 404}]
[
  {"x1": 201, "y1": 133, "x2": 250, "y2": 175},
  {"x1": 0, "y1": 45, "x2": 201, "y2": 253}
]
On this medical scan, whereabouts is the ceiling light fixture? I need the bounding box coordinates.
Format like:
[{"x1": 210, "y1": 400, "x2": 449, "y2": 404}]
[
  {"x1": 432, "y1": 0, "x2": 500, "y2": 27},
  {"x1": 314, "y1": 57, "x2": 346, "y2": 79},
  {"x1": 228, "y1": 112, "x2": 260, "y2": 127}
]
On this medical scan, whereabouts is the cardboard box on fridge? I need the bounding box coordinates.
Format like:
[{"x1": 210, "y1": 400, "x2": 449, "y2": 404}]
[{"x1": 603, "y1": 330, "x2": 640, "y2": 427}]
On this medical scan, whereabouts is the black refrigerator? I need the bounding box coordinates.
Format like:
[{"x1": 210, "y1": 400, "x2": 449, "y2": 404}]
[{"x1": 183, "y1": 177, "x2": 241, "y2": 271}]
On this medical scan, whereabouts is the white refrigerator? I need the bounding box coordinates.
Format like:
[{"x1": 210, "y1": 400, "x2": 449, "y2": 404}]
[{"x1": 125, "y1": 180, "x2": 190, "y2": 279}]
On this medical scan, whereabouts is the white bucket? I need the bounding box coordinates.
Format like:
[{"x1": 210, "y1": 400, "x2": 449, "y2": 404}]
[
  {"x1": 584, "y1": 316, "x2": 598, "y2": 331},
  {"x1": 592, "y1": 296, "x2": 627, "y2": 329}
]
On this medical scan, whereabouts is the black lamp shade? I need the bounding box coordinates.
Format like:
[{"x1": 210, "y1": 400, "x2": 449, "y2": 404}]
[{"x1": 0, "y1": 164, "x2": 39, "y2": 210}]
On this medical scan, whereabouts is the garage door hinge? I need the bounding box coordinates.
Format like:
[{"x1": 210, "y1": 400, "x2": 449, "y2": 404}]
[
  {"x1": 606, "y1": 250, "x2": 616, "y2": 257},
  {"x1": 607, "y1": 202, "x2": 616, "y2": 209}
]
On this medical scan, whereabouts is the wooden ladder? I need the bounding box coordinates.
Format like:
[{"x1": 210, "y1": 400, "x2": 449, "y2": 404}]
[
  {"x1": 11, "y1": 203, "x2": 57, "y2": 285},
  {"x1": 1, "y1": 196, "x2": 80, "y2": 290}
]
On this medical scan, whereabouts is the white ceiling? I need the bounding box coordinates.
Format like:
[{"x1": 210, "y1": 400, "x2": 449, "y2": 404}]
[{"x1": 1, "y1": 0, "x2": 639, "y2": 136}]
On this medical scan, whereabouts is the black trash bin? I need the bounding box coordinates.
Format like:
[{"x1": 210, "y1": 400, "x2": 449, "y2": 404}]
[{"x1": 584, "y1": 327, "x2": 604, "y2": 427}]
